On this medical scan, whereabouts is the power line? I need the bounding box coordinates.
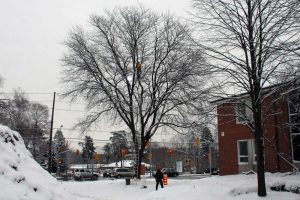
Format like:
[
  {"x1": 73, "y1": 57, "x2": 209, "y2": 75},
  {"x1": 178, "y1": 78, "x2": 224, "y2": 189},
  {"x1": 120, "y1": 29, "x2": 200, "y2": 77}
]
[
  {"x1": 55, "y1": 108, "x2": 97, "y2": 114},
  {"x1": 0, "y1": 92, "x2": 54, "y2": 95},
  {"x1": 57, "y1": 127, "x2": 113, "y2": 133},
  {"x1": 64, "y1": 137, "x2": 110, "y2": 142}
]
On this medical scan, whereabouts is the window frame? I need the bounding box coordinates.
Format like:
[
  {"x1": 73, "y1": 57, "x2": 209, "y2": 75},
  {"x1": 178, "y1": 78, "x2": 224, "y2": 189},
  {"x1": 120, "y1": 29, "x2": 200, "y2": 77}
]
[
  {"x1": 288, "y1": 91, "x2": 300, "y2": 163},
  {"x1": 291, "y1": 133, "x2": 300, "y2": 162},
  {"x1": 236, "y1": 101, "x2": 247, "y2": 124},
  {"x1": 237, "y1": 140, "x2": 249, "y2": 165}
]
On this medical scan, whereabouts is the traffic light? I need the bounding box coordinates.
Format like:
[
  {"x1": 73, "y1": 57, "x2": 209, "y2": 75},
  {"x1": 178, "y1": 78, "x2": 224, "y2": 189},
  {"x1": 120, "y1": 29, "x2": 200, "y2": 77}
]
[
  {"x1": 145, "y1": 141, "x2": 151, "y2": 147},
  {"x1": 167, "y1": 149, "x2": 173, "y2": 156},
  {"x1": 136, "y1": 61, "x2": 141, "y2": 71},
  {"x1": 93, "y1": 153, "x2": 100, "y2": 161},
  {"x1": 75, "y1": 149, "x2": 80, "y2": 156},
  {"x1": 121, "y1": 148, "x2": 126, "y2": 157},
  {"x1": 195, "y1": 137, "x2": 201, "y2": 146}
]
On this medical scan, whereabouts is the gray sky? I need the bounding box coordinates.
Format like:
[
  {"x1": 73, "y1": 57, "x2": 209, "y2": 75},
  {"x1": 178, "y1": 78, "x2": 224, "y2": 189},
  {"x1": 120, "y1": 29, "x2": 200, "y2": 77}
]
[{"x1": 0, "y1": 0, "x2": 191, "y2": 149}]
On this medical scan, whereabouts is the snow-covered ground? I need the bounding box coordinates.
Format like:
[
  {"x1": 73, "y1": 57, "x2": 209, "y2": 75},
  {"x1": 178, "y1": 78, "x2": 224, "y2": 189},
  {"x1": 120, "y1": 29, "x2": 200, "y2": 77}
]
[
  {"x1": 1, "y1": 124, "x2": 300, "y2": 200},
  {"x1": 62, "y1": 174, "x2": 300, "y2": 200}
]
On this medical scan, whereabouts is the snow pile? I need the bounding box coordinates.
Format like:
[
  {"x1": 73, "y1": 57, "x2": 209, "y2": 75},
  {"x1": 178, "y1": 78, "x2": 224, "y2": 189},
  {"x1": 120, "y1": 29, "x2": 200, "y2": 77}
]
[{"x1": 0, "y1": 124, "x2": 76, "y2": 200}]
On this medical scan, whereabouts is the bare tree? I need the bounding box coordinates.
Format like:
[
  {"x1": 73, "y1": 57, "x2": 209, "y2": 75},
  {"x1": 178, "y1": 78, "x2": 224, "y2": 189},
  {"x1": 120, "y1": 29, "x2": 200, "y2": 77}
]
[
  {"x1": 61, "y1": 6, "x2": 211, "y2": 178},
  {"x1": 0, "y1": 75, "x2": 9, "y2": 114},
  {"x1": 192, "y1": 0, "x2": 300, "y2": 196},
  {"x1": 27, "y1": 103, "x2": 50, "y2": 160},
  {"x1": 0, "y1": 88, "x2": 50, "y2": 164},
  {"x1": 5, "y1": 90, "x2": 31, "y2": 136}
]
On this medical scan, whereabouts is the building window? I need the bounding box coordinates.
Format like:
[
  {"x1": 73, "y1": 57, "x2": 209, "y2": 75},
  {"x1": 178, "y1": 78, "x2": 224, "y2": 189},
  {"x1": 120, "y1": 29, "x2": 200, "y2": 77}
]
[
  {"x1": 288, "y1": 91, "x2": 300, "y2": 162},
  {"x1": 237, "y1": 139, "x2": 256, "y2": 165},
  {"x1": 236, "y1": 102, "x2": 246, "y2": 123},
  {"x1": 238, "y1": 140, "x2": 249, "y2": 164},
  {"x1": 292, "y1": 134, "x2": 300, "y2": 161}
]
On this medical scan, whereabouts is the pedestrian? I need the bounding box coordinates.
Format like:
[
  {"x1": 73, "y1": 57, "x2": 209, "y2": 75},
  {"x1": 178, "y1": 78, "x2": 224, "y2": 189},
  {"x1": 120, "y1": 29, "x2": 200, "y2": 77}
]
[{"x1": 154, "y1": 168, "x2": 164, "y2": 190}]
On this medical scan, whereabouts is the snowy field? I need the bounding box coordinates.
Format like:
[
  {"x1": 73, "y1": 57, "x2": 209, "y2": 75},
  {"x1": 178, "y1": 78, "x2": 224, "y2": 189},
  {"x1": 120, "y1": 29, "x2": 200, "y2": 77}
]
[
  {"x1": 61, "y1": 174, "x2": 300, "y2": 200},
  {"x1": 1, "y1": 124, "x2": 300, "y2": 200}
]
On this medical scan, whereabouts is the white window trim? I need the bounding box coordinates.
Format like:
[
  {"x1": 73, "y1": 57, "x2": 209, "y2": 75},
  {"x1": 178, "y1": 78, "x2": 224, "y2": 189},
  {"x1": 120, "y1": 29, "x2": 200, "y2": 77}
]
[
  {"x1": 251, "y1": 139, "x2": 257, "y2": 164},
  {"x1": 237, "y1": 140, "x2": 249, "y2": 165}
]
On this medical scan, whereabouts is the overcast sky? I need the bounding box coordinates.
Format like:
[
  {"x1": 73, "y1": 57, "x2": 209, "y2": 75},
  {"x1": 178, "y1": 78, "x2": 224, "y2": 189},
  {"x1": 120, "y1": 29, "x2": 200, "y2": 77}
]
[{"x1": 0, "y1": 0, "x2": 192, "y2": 149}]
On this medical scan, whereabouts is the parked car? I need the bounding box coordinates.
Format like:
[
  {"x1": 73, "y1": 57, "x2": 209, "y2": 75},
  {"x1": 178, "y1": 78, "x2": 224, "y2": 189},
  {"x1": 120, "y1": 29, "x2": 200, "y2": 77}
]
[
  {"x1": 161, "y1": 168, "x2": 179, "y2": 177},
  {"x1": 204, "y1": 168, "x2": 219, "y2": 175},
  {"x1": 111, "y1": 168, "x2": 135, "y2": 178},
  {"x1": 103, "y1": 169, "x2": 113, "y2": 178},
  {"x1": 74, "y1": 168, "x2": 101, "y2": 180}
]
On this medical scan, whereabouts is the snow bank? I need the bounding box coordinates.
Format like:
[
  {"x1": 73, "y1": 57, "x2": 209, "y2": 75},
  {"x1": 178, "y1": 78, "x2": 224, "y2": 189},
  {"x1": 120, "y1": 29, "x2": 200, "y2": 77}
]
[{"x1": 0, "y1": 124, "x2": 76, "y2": 200}]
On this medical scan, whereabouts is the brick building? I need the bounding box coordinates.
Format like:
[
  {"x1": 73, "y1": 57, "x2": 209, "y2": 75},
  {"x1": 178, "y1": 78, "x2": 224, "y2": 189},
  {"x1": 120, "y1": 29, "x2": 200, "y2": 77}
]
[{"x1": 214, "y1": 87, "x2": 300, "y2": 175}]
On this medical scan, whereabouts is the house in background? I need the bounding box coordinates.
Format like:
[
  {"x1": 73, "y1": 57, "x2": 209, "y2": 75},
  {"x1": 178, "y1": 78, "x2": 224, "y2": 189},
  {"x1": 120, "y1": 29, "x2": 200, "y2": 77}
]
[{"x1": 214, "y1": 86, "x2": 300, "y2": 175}]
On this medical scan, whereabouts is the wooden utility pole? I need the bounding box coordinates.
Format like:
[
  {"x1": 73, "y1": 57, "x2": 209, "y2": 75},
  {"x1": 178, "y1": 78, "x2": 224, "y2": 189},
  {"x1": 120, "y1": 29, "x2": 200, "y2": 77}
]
[{"x1": 48, "y1": 92, "x2": 56, "y2": 173}]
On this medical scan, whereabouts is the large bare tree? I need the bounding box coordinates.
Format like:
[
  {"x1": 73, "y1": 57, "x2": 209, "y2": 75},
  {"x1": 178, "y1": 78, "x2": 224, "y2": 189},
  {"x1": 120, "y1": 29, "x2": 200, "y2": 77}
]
[
  {"x1": 61, "y1": 6, "x2": 211, "y2": 178},
  {"x1": 192, "y1": 0, "x2": 300, "y2": 196}
]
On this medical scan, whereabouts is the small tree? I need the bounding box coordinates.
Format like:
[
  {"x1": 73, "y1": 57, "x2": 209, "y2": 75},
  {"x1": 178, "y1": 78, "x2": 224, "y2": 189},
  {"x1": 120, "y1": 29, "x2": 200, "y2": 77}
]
[
  {"x1": 103, "y1": 143, "x2": 112, "y2": 163},
  {"x1": 27, "y1": 103, "x2": 49, "y2": 161},
  {"x1": 82, "y1": 136, "x2": 96, "y2": 167},
  {"x1": 53, "y1": 129, "x2": 69, "y2": 174},
  {"x1": 109, "y1": 131, "x2": 129, "y2": 163}
]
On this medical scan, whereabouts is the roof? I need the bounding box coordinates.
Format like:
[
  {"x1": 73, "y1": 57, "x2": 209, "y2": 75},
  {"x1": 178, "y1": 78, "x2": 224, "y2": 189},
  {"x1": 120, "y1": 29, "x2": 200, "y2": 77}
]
[{"x1": 210, "y1": 82, "x2": 295, "y2": 104}]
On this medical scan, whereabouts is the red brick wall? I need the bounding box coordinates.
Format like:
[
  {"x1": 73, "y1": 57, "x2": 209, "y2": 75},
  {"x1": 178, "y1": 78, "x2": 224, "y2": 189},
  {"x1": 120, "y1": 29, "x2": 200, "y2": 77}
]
[
  {"x1": 217, "y1": 97, "x2": 292, "y2": 175},
  {"x1": 262, "y1": 97, "x2": 291, "y2": 173}
]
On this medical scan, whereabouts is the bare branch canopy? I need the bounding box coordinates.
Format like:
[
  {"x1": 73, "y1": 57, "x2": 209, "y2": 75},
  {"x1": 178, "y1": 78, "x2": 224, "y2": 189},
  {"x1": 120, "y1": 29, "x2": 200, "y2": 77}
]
[{"x1": 61, "y1": 6, "x2": 212, "y2": 178}]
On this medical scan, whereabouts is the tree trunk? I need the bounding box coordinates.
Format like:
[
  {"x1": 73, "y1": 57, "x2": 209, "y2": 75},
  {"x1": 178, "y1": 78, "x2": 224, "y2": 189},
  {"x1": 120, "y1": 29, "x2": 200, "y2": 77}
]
[
  {"x1": 137, "y1": 148, "x2": 143, "y2": 179},
  {"x1": 254, "y1": 102, "x2": 267, "y2": 196}
]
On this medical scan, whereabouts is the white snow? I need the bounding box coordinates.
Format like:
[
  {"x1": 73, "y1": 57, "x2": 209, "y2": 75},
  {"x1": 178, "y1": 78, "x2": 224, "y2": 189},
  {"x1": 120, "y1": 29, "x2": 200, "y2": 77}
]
[
  {"x1": 1, "y1": 124, "x2": 300, "y2": 200},
  {"x1": 0, "y1": 124, "x2": 77, "y2": 200}
]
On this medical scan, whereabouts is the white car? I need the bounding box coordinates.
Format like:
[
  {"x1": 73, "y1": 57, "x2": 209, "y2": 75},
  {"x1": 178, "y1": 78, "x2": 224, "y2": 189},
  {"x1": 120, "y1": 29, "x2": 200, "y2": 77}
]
[
  {"x1": 74, "y1": 168, "x2": 100, "y2": 180},
  {"x1": 111, "y1": 168, "x2": 135, "y2": 178}
]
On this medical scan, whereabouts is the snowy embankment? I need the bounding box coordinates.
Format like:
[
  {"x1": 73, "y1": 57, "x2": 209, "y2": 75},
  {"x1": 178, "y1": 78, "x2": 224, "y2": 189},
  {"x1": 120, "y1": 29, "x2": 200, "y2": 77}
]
[{"x1": 0, "y1": 124, "x2": 76, "y2": 200}]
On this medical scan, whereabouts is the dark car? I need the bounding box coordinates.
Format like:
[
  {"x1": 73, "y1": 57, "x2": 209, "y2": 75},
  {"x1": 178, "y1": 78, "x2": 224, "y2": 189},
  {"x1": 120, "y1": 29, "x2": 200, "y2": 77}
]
[
  {"x1": 103, "y1": 169, "x2": 113, "y2": 178},
  {"x1": 204, "y1": 167, "x2": 219, "y2": 175},
  {"x1": 161, "y1": 168, "x2": 179, "y2": 177}
]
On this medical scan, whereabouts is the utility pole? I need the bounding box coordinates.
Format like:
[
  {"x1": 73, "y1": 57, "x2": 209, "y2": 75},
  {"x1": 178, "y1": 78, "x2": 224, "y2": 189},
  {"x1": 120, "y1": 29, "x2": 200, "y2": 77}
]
[
  {"x1": 149, "y1": 139, "x2": 152, "y2": 176},
  {"x1": 48, "y1": 92, "x2": 56, "y2": 173}
]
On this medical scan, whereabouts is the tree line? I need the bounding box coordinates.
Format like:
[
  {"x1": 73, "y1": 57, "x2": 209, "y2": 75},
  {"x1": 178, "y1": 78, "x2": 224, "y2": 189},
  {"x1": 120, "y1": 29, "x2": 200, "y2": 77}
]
[{"x1": 0, "y1": 86, "x2": 50, "y2": 165}]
